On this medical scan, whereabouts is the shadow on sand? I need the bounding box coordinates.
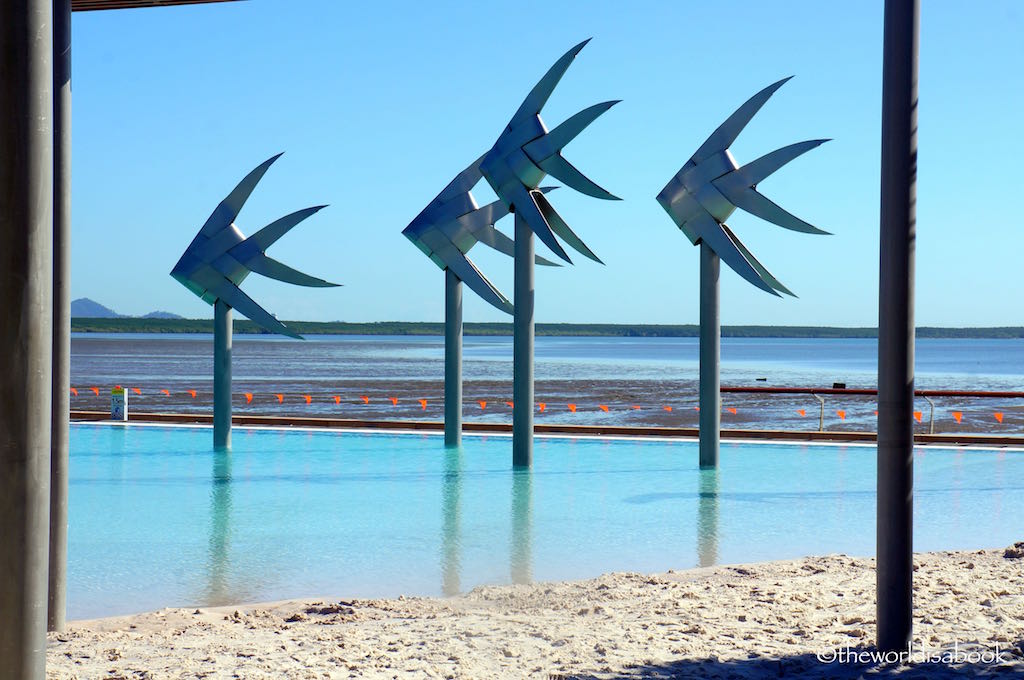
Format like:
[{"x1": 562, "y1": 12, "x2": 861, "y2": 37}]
[{"x1": 555, "y1": 641, "x2": 1024, "y2": 679}]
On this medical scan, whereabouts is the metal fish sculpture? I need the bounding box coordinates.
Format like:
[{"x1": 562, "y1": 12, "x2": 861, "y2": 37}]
[
  {"x1": 657, "y1": 77, "x2": 829, "y2": 296},
  {"x1": 479, "y1": 38, "x2": 620, "y2": 264},
  {"x1": 403, "y1": 155, "x2": 558, "y2": 314},
  {"x1": 171, "y1": 153, "x2": 338, "y2": 338}
]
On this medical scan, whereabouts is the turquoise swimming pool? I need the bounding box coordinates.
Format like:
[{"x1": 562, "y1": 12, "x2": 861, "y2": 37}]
[{"x1": 68, "y1": 423, "x2": 1024, "y2": 619}]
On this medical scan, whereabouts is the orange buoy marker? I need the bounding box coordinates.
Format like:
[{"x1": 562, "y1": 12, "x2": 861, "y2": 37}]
[
  {"x1": 726, "y1": 407, "x2": 737, "y2": 415},
  {"x1": 304, "y1": 395, "x2": 312, "y2": 405},
  {"x1": 244, "y1": 393, "x2": 253, "y2": 404},
  {"x1": 598, "y1": 405, "x2": 609, "y2": 412},
  {"x1": 663, "y1": 406, "x2": 673, "y2": 412},
  {"x1": 505, "y1": 401, "x2": 514, "y2": 408},
  {"x1": 797, "y1": 409, "x2": 806, "y2": 417},
  {"x1": 994, "y1": 412, "x2": 1004, "y2": 423},
  {"x1": 952, "y1": 411, "x2": 963, "y2": 424},
  {"x1": 419, "y1": 399, "x2": 427, "y2": 410},
  {"x1": 913, "y1": 411, "x2": 922, "y2": 423},
  {"x1": 568, "y1": 403, "x2": 577, "y2": 413},
  {"x1": 538, "y1": 403, "x2": 546, "y2": 412},
  {"x1": 188, "y1": 389, "x2": 197, "y2": 399},
  {"x1": 837, "y1": 410, "x2": 846, "y2": 420},
  {"x1": 69, "y1": 387, "x2": 78, "y2": 396},
  {"x1": 361, "y1": 395, "x2": 369, "y2": 404},
  {"x1": 631, "y1": 405, "x2": 642, "y2": 410},
  {"x1": 161, "y1": 389, "x2": 170, "y2": 396},
  {"x1": 334, "y1": 395, "x2": 342, "y2": 405},
  {"x1": 131, "y1": 387, "x2": 141, "y2": 395},
  {"x1": 276, "y1": 394, "x2": 284, "y2": 403},
  {"x1": 874, "y1": 410, "x2": 879, "y2": 416},
  {"x1": 90, "y1": 387, "x2": 100, "y2": 396},
  {"x1": 389, "y1": 397, "x2": 398, "y2": 406},
  {"x1": 478, "y1": 400, "x2": 487, "y2": 410}
]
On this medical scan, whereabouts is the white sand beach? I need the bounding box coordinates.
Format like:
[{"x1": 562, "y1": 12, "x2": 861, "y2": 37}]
[{"x1": 47, "y1": 544, "x2": 1024, "y2": 678}]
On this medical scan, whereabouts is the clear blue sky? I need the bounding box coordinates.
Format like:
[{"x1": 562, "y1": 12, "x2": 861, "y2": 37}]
[{"x1": 71, "y1": 0, "x2": 1023, "y2": 327}]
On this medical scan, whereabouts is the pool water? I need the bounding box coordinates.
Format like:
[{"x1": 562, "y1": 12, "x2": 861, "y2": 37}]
[{"x1": 69, "y1": 423, "x2": 1024, "y2": 619}]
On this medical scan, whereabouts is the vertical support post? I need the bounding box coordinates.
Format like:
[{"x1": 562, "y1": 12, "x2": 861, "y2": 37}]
[
  {"x1": 512, "y1": 212, "x2": 534, "y2": 468},
  {"x1": 510, "y1": 468, "x2": 533, "y2": 583},
  {"x1": 923, "y1": 396, "x2": 934, "y2": 435},
  {"x1": 48, "y1": 0, "x2": 71, "y2": 634},
  {"x1": 0, "y1": 0, "x2": 54, "y2": 676},
  {"x1": 813, "y1": 394, "x2": 826, "y2": 432},
  {"x1": 877, "y1": 0, "x2": 918, "y2": 655},
  {"x1": 698, "y1": 242, "x2": 720, "y2": 469},
  {"x1": 444, "y1": 269, "x2": 462, "y2": 447},
  {"x1": 696, "y1": 469, "x2": 719, "y2": 567},
  {"x1": 213, "y1": 300, "x2": 232, "y2": 450}
]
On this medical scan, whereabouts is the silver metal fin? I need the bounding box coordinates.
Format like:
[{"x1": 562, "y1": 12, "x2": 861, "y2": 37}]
[
  {"x1": 446, "y1": 253, "x2": 514, "y2": 315},
  {"x1": 508, "y1": 39, "x2": 591, "y2": 125},
  {"x1": 200, "y1": 153, "x2": 283, "y2": 237},
  {"x1": 721, "y1": 139, "x2": 829, "y2": 189},
  {"x1": 536, "y1": 153, "x2": 620, "y2": 201},
  {"x1": 239, "y1": 206, "x2": 325, "y2": 253},
  {"x1": 722, "y1": 223, "x2": 794, "y2": 296},
  {"x1": 720, "y1": 185, "x2": 829, "y2": 235},
  {"x1": 215, "y1": 281, "x2": 303, "y2": 339},
  {"x1": 523, "y1": 100, "x2": 620, "y2": 162},
  {"x1": 692, "y1": 78, "x2": 792, "y2": 163},
  {"x1": 438, "y1": 154, "x2": 486, "y2": 202},
  {"x1": 534, "y1": 190, "x2": 603, "y2": 264},
  {"x1": 516, "y1": 188, "x2": 572, "y2": 263},
  {"x1": 697, "y1": 217, "x2": 780, "y2": 297},
  {"x1": 245, "y1": 255, "x2": 339, "y2": 288}
]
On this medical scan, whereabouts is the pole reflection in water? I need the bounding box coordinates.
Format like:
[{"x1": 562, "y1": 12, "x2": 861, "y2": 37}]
[
  {"x1": 697, "y1": 468, "x2": 719, "y2": 567},
  {"x1": 206, "y1": 450, "x2": 233, "y2": 604},
  {"x1": 441, "y1": 447, "x2": 462, "y2": 596},
  {"x1": 510, "y1": 469, "x2": 533, "y2": 584}
]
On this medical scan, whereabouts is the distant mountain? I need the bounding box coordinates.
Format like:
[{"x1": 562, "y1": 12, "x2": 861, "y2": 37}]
[
  {"x1": 71, "y1": 298, "x2": 183, "y2": 320},
  {"x1": 71, "y1": 298, "x2": 121, "y2": 318}
]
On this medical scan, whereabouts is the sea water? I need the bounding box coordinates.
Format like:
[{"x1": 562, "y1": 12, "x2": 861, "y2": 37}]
[{"x1": 68, "y1": 422, "x2": 1024, "y2": 619}]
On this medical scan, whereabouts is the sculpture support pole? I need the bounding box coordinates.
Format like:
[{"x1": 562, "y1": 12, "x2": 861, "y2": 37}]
[
  {"x1": 213, "y1": 300, "x2": 232, "y2": 450},
  {"x1": 0, "y1": 0, "x2": 53, "y2": 676},
  {"x1": 444, "y1": 270, "x2": 462, "y2": 447},
  {"x1": 698, "y1": 242, "x2": 720, "y2": 469},
  {"x1": 49, "y1": 0, "x2": 71, "y2": 633},
  {"x1": 877, "y1": 0, "x2": 918, "y2": 654},
  {"x1": 512, "y1": 212, "x2": 534, "y2": 468}
]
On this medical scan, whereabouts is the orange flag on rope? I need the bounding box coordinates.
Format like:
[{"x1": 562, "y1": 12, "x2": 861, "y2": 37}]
[
  {"x1": 797, "y1": 409, "x2": 806, "y2": 417},
  {"x1": 837, "y1": 410, "x2": 846, "y2": 420},
  {"x1": 188, "y1": 390, "x2": 197, "y2": 399},
  {"x1": 505, "y1": 401, "x2": 514, "y2": 408},
  {"x1": 952, "y1": 411, "x2": 963, "y2": 424},
  {"x1": 538, "y1": 403, "x2": 546, "y2": 412},
  {"x1": 419, "y1": 399, "x2": 427, "y2": 410},
  {"x1": 361, "y1": 395, "x2": 369, "y2": 404},
  {"x1": 334, "y1": 395, "x2": 342, "y2": 405},
  {"x1": 115, "y1": 385, "x2": 122, "y2": 390},
  {"x1": 245, "y1": 393, "x2": 253, "y2": 404},
  {"x1": 69, "y1": 387, "x2": 78, "y2": 396},
  {"x1": 726, "y1": 407, "x2": 737, "y2": 415},
  {"x1": 304, "y1": 395, "x2": 312, "y2": 404},
  {"x1": 913, "y1": 411, "x2": 922, "y2": 423},
  {"x1": 874, "y1": 410, "x2": 878, "y2": 416},
  {"x1": 694, "y1": 406, "x2": 700, "y2": 411},
  {"x1": 131, "y1": 387, "x2": 141, "y2": 395},
  {"x1": 389, "y1": 397, "x2": 398, "y2": 406},
  {"x1": 631, "y1": 405, "x2": 642, "y2": 410},
  {"x1": 478, "y1": 400, "x2": 487, "y2": 410},
  {"x1": 663, "y1": 406, "x2": 673, "y2": 412},
  {"x1": 276, "y1": 394, "x2": 284, "y2": 403},
  {"x1": 568, "y1": 403, "x2": 577, "y2": 413},
  {"x1": 161, "y1": 389, "x2": 170, "y2": 396},
  {"x1": 599, "y1": 405, "x2": 609, "y2": 412},
  {"x1": 90, "y1": 387, "x2": 100, "y2": 395},
  {"x1": 994, "y1": 412, "x2": 1004, "y2": 423}
]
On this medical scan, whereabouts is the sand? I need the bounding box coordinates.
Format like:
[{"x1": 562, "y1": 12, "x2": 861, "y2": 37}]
[{"x1": 47, "y1": 545, "x2": 1024, "y2": 679}]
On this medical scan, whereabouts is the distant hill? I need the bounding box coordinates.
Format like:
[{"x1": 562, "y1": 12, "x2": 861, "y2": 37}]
[
  {"x1": 71, "y1": 298, "x2": 182, "y2": 320},
  {"x1": 70, "y1": 298, "x2": 120, "y2": 318}
]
